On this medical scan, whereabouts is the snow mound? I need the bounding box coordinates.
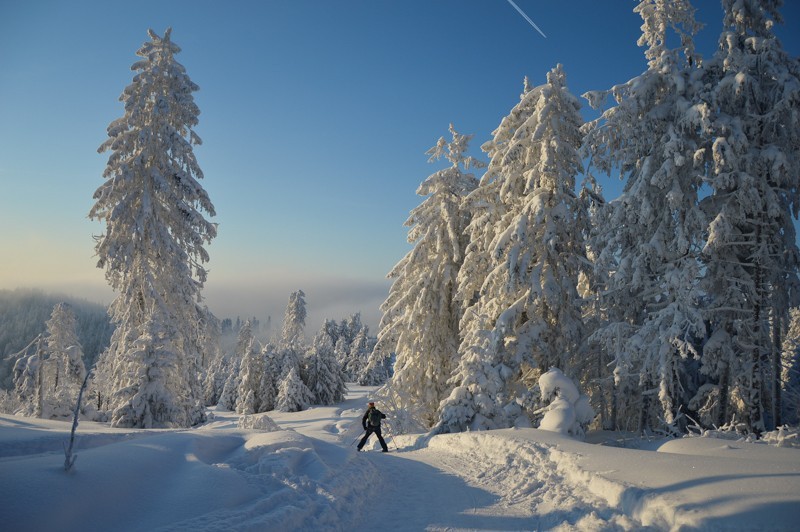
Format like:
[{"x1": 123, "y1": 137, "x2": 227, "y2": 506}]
[
  {"x1": 538, "y1": 368, "x2": 594, "y2": 438},
  {"x1": 237, "y1": 412, "x2": 281, "y2": 431}
]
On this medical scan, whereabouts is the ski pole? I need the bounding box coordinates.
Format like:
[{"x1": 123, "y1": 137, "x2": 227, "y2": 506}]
[{"x1": 383, "y1": 419, "x2": 400, "y2": 452}]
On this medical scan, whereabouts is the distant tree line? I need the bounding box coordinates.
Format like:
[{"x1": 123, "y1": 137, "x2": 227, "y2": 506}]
[{"x1": 0, "y1": 289, "x2": 112, "y2": 390}]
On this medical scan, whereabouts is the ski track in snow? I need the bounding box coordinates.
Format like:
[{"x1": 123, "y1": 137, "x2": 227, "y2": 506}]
[{"x1": 356, "y1": 434, "x2": 638, "y2": 531}]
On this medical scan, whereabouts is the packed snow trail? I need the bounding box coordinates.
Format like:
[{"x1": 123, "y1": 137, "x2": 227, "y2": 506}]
[
  {"x1": 348, "y1": 440, "x2": 637, "y2": 531},
  {"x1": 389, "y1": 435, "x2": 642, "y2": 530},
  {"x1": 271, "y1": 386, "x2": 640, "y2": 531}
]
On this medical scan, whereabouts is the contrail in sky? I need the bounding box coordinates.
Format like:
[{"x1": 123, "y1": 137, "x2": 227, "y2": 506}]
[{"x1": 506, "y1": 0, "x2": 547, "y2": 39}]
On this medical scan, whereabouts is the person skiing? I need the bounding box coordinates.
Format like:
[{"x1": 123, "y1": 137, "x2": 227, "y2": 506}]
[{"x1": 357, "y1": 401, "x2": 389, "y2": 452}]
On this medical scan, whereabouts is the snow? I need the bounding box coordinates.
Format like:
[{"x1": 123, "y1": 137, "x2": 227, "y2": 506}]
[
  {"x1": 539, "y1": 368, "x2": 595, "y2": 437},
  {"x1": 1, "y1": 385, "x2": 799, "y2": 531}
]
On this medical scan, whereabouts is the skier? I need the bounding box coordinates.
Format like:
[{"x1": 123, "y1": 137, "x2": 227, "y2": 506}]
[{"x1": 357, "y1": 401, "x2": 389, "y2": 452}]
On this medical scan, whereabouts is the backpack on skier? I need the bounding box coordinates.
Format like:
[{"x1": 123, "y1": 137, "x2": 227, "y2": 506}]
[{"x1": 368, "y1": 407, "x2": 383, "y2": 427}]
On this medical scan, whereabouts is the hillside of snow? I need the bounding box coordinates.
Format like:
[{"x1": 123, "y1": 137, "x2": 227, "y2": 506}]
[{"x1": 1, "y1": 385, "x2": 798, "y2": 531}]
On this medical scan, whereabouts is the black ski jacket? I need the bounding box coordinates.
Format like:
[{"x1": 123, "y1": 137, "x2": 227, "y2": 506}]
[{"x1": 362, "y1": 407, "x2": 386, "y2": 429}]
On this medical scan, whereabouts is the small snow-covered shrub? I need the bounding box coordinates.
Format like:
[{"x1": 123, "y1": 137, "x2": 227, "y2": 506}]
[
  {"x1": 238, "y1": 413, "x2": 281, "y2": 432},
  {"x1": 687, "y1": 417, "x2": 750, "y2": 441},
  {"x1": 537, "y1": 368, "x2": 595, "y2": 439},
  {"x1": 760, "y1": 426, "x2": 800, "y2": 448}
]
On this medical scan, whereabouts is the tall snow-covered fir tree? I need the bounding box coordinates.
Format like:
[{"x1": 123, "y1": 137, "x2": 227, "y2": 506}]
[
  {"x1": 582, "y1": 0, "x2": 706, "y2": 432},
  {"x1": 377, "y1": 125, "x2": 481, "y2": 427},
  {"x1": 695, "y1": 0, "x2": 800, "y2": 433},
  {"x1": 278, "y1": 290, "x2": 308, "y2": 376},
  {"x1": 280, "y1": 290, "x2": 307, "y2": 349},
  {"x1": 89, "y1": 28, "x2": 216, "y2": 428},
  {"x1": 274, "y1": 291, "x2": 313, "y2": 410},
  {"x1": 437, "y1": 65, "x2": 589, "y2": 433}
]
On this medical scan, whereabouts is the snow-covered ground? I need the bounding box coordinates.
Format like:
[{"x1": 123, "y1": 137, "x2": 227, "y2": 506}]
[{"x1": 1, "y1": 385, "x2": 798, "y2": 531}]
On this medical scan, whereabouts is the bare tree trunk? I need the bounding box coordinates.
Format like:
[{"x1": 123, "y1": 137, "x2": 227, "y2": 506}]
[
  {"x1": 611, "y1": 381, "x2": 619, "y2": 431},
  {"x1": 750, "y1": 233, "x2": 765, "y2": 435},
  {"x1": 773, "y1": 316, "x2": 783, "y2": 428},
  {"x1": 718, "y1": 365, "x2": 730, "y2": 428}
]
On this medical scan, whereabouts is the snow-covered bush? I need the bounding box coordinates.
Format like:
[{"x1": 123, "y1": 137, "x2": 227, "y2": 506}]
[
  {"x1": 537, "y1": 368, "x2": 594, "y2": 439},
  {"x1": 759, "y1": 426, "x2": 800, "y2": 449},
  {"x1": 238, "y1": 413, "x2": 282, "y2": 432}
]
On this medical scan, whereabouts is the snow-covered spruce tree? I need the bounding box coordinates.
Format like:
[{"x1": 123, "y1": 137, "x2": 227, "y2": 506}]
[
  {"x1": 333, "y1": 336, "x2": 350, "y2": 379},
  {"x1": 342, "y1": 325, "x2": 371, "y2": 382},
  {"x1": 89, "y1": 28, "x2": 216, "y2": 428},
  {"x1": 305, "y1": 325, "x2": 347, "y2": 405},
  {"x1": 217, "y1": 356, "x2": 240, "y2": 411},
  {"x1": 435, "y1": 80, "x2": 541, "y2": 433},
  {"x1": 236, "y1": 323, "x2": 264, "y2": 414},
  {"x1": 323, "y1": 318, "x2": 341, "y2": 347},
  {"x1": 695, "y1": 0, "x2": 800, "y2": 433},
  {"x1": 358, "y1": 346, "x2": 393, "y2": 386},
  {"x1": 340, "y1": 312, "x2": 363, "y2": 344},
  {"x1": 272, "y1": 292, "x2": 312, "y2": 410},
  {"x1": 280, "y1": 290, "x2": 307, "y2": 349},
  {"x1": 278, "y1": 290, "x2": 308, "y2": 376},
  {"x1": 437, "y1": 65, "x2": 589, "y2": 432},
  {"x1": 258, "y1": 343, "x2": 281, "y2": 412},
  {"x1": 329, "y1": 313, "x2": 355, "y2": 370},
  {"x1": 276, "y1": 366, "x2": 314, "y2": 412},
  {"x1": 202, "y1": 355, "x2": 228, "y2": 406},
  {"x1": 43, "y1": 303, "x2": 88, "y2": 418},
  {"x1": 582, "y1": 0, "x2": 706, "y2": 433},
  {"x1": 197, "y1": 307, "x2": 222, "y2": 370},
  {"x1": 377, "y1": 125, "x2": 481, "y2": 427}
]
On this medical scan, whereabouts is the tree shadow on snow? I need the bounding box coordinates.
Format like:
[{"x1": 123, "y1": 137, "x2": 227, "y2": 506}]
[
  {"x1": 618, "y1": 473, "x2": 800, "y2": 530},
  {"x1": 696, "y1": 500, "x2": 800, "y2": 530}
]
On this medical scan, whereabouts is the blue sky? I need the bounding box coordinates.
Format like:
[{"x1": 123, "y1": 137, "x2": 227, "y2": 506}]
[{"x1": 1, "y1": 1, "x2": 798, "y2": 333}]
